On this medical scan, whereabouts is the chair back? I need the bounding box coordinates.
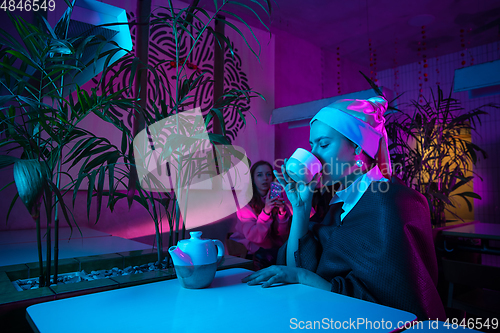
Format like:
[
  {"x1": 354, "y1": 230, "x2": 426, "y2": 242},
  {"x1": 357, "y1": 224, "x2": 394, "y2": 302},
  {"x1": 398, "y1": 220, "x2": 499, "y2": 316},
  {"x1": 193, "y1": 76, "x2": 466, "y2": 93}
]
[{"x1": 442, "y1": 258, "x2": 500, "y2": 291}]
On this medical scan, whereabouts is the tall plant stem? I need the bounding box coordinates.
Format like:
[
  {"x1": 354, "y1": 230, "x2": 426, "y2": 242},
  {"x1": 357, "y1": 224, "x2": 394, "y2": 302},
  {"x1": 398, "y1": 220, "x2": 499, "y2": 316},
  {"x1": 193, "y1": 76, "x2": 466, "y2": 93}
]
[
  {"x1": 210, "y1": 14, "x2": 225, "y2": 215},
  {"x1": 45, "y1": 193, "x2": 53, "y2": 286},
  {"x1": 166, "y1": 163, "x2": 175, "y2": 251},
  {"x1": 46, "y1": 217, "x2": 51, "y2": 286},
  {"x1": 169, "y1": 208, "x2": 174, "y2": 253},
  {"x1": 174, "y1": 200, "x2": 181, "y2": 246},
  {"x1": 53, "y1": 41, "x2": 67, "y2": 285},
  {"x1": 154, "y1": 203, "x2": 163, "y2": 264},
  {"x1": 53, "y1": 158, "x2": 62, "y2": 284},
  {"x1": 127, "y1": 0, "x2": 151, "y2": 207},
  {"x1": 36, "y1": 71, "x2": 45, "y2": 286},
  {"x1": 34, "y1": 212, "x2": 45, "y2": 287}
]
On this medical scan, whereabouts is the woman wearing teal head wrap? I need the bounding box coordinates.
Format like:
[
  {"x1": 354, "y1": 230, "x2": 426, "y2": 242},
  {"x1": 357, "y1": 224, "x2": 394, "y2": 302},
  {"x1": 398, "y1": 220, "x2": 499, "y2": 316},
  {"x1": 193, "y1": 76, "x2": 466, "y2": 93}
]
[{"x1": 243, "y1": 97, "x2": 446, "y2": 321}]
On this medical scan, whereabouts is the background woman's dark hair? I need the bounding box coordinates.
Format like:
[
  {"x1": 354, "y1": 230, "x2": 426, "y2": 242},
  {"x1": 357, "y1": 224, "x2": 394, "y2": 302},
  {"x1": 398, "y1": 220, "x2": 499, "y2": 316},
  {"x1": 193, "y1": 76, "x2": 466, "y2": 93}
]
[{"x1": 248, "y1": 160, "x2": 274, "y2": 215}]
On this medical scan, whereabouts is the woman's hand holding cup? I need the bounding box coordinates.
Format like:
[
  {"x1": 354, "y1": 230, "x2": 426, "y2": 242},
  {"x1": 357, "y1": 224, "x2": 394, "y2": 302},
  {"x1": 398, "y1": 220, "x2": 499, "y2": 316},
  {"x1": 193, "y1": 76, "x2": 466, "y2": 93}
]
[{"x1": 273, "y1": 158, "x2": 320, "y2": 210}]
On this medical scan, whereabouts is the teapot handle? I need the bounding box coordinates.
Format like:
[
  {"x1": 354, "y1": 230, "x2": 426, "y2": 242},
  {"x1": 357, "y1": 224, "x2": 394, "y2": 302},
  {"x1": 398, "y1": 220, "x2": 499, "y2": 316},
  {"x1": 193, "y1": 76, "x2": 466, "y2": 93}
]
[{"x1": 213, "y1": 239, "x2": 225, "y2": 267}]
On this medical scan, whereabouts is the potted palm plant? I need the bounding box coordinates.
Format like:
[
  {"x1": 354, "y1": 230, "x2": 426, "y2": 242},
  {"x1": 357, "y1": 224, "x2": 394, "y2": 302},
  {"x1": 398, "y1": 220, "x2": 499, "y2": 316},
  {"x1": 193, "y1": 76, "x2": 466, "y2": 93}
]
[
  {"x1": 1, "y1": 0, "x2": 273, "y2": 287},
  {"x1": 386, "y1": 88, "x2": 498, "y2": 224},
  {"x1": 362, "y1": 73, "x2": 498, "y2": 224},
  {"x1": 87, "y1": 0, "x2": 272, "y2": 266},
  {"x1": 0, "y1": 1, "x2": 138, "y2": 286}
]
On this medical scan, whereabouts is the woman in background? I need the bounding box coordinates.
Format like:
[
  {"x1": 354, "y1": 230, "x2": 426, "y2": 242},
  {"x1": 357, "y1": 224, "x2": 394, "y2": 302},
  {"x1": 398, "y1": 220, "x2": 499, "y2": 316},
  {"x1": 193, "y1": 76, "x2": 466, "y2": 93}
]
[{"x1": 230, "y1": 160, "x2": 291, "y2": 269}]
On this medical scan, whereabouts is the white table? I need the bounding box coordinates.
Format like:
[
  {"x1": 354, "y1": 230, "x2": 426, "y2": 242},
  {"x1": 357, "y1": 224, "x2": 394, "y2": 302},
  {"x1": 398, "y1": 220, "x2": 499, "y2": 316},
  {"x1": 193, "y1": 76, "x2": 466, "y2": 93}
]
[{"x1": 27, "y1": 268, "x2": 416, "y2": 333}]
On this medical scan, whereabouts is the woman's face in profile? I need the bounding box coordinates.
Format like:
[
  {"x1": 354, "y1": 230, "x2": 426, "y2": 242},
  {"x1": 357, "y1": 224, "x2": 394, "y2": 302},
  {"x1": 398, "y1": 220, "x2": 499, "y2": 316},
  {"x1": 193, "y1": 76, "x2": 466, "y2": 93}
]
[
  {"x1": 309, "y1": 121, "x2": 355, "y2": 184},
  {"x1": 253, "y1": 164, "x2": 273, "y2": 194}
]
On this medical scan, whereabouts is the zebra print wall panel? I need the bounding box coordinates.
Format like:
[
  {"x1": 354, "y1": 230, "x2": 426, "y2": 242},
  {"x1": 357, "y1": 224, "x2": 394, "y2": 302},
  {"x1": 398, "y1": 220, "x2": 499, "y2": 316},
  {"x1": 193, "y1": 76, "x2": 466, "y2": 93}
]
[{"x1": 92, "y1": 9, "x2": 251, "y2": 143}]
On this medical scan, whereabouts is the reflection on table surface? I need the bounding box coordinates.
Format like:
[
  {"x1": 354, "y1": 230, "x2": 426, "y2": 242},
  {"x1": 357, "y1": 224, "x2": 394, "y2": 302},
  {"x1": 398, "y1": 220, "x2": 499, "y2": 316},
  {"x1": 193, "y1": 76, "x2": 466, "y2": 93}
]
[
  {"x1": 27, "y1": 268, "x2": 417, "y2": 333},
  {"x1": 0, "y1": 226, "x2": 151, "y2": 266}
]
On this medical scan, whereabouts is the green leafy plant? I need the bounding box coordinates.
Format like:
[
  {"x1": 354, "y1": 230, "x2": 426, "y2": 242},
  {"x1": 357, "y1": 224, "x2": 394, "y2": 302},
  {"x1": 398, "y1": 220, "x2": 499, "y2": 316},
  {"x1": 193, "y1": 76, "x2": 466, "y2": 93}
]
[
  {"x1": 386, "y1": 88, "x2": 498, "y2": 224},
  {"x1": 0, "y1": 1, "x2": 138, "y2": 286},
  {"x1": 1, "y1": 0, "x2": 273, "y2": 287},
  {"x1": 362, "y1": 72, "x2": 499, "y2": 224},
  {"x1": 90, "y1": 0, "x2": 272, "y2": 265}
]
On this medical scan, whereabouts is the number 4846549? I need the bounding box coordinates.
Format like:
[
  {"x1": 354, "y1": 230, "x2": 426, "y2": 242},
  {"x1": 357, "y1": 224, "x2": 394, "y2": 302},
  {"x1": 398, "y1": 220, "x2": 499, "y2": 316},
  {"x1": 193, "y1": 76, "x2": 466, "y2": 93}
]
[
  {"x1": 443, "y1": 317, "x2": 498, "y2": 330},
  {"x1": 1, "y1": 0, "x2": 56, "y2": 12}
]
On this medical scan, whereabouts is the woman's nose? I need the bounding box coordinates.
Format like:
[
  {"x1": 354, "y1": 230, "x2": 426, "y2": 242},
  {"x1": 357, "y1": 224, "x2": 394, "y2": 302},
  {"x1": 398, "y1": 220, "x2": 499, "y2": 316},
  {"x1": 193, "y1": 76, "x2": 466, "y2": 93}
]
[
  {"x1": 311, "y1": 149, "x2": 324, "y2": 165},
  {"x1": 311, "y1": 146, "x2": 319, "y2": 158}
]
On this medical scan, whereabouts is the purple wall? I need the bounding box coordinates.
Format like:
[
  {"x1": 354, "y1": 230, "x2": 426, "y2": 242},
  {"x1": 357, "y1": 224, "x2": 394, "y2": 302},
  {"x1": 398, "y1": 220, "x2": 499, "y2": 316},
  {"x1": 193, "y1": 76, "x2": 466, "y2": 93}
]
[{"x1": 273, "y1": 30, "x2": 371, "y2": 164}]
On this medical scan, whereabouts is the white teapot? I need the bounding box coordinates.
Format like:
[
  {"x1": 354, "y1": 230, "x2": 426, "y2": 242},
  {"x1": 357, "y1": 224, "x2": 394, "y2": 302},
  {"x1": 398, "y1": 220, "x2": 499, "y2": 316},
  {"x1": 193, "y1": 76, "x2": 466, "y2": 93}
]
[{"x1": 168, "y1": 231, "x2": 224, "y2": 289}]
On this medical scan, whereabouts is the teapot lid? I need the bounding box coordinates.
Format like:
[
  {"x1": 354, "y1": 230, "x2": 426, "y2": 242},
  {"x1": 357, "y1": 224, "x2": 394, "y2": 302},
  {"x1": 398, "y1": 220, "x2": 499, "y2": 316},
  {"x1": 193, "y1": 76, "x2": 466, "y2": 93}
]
[
  {"x1": 175, "y1": 231, "x2": 219, "y2": 265},
  {"x1": 190, "y1": 231, "x2": 203, "y2": 239},
  {"x1": 178, "y1": 231, "x2": 208, "y2": 246}
]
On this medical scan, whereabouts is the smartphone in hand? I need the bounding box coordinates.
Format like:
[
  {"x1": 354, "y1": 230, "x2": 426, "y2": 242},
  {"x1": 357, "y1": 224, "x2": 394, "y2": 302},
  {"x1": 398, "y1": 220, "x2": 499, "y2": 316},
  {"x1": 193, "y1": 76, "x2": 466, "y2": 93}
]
[{"x1": 269, "y1": 182, "x2": 284, "y2": 200}]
